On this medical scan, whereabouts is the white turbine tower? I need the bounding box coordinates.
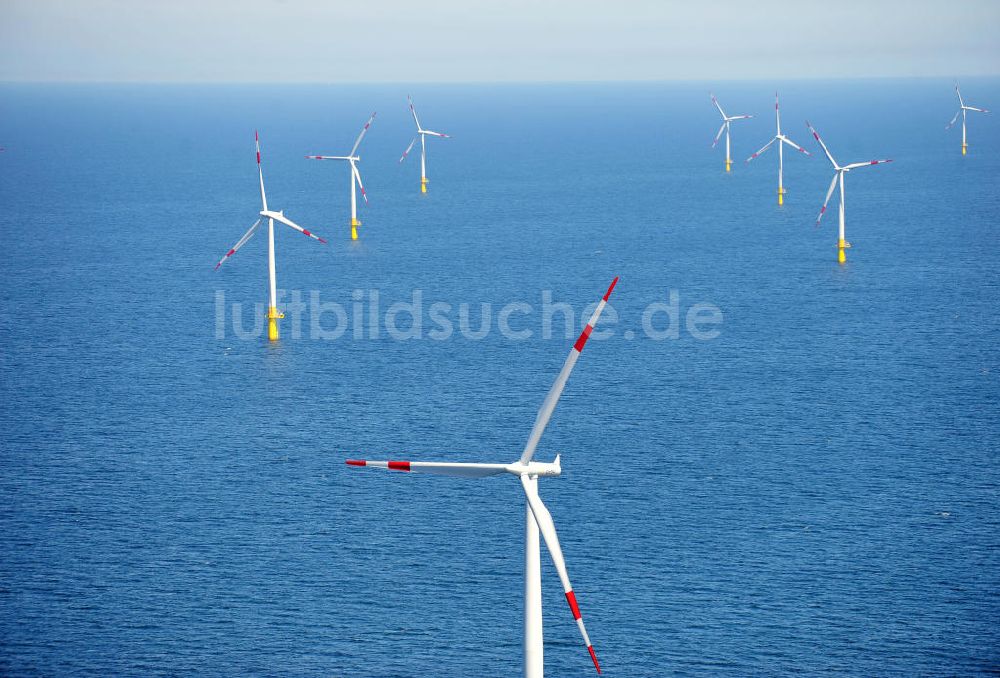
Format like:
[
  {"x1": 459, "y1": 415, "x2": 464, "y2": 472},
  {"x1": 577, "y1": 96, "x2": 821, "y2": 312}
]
[
  {"x1": 746, "y1": 93, "x2": 811, "y2": 204},
  {"x1": 711, "y1": 93, "x2": 752, "y2": 172},
  {"x1": 399, "y1": 95, "x2": 449, "y2": 193},
  {"x1": 808, "y1": 121, "x2": 892, "y2": 265},
  {"x1": 347, "y1": 277, "x2": 619, "y2": 677},
  {"x1": 215, "y1": 131, "x2": 327, "y2": 341},
  {"x1": 306, "y1": 112, "x2": 375, "y2": 241},
  {"x1": 946, "y1": 83, "x2": 990, "y2": 156}
]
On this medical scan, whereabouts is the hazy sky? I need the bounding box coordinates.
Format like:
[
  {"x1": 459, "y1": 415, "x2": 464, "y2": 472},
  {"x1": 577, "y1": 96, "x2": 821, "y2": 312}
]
[{"x1": 1, "y1": 0, "x2": 998, "y2": 82}]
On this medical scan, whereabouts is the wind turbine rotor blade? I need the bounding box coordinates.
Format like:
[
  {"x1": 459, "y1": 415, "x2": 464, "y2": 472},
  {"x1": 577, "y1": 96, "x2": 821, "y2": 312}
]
[
  {"x1": 945, "y1": 110, "x2": 961, "y2": 130},
  {"x1": 519, "y1": 277, "x2": 618, "y2": 465},
  {"x1": 399, "y1": 137, "x2": 417, "y2": 164},
  {"x1": 712, "y1": 123, "x2": 726, "y2": 148},
  {"x1": 728, "y1": 114, "x2": 753, "y2": 121},
  {"x1": 746, "y1": 137, "x2": 776, "y2": 163},
  {"x1": 421, "y1": 130, "x2": 450, "y2": 138},
  {"x1": 407, "y1": 95, "x2": 422, "y2": 130},
  {"x1": 842, "y1": 159, "x2": 893, "y2": 170},
  {"x1": 255, "y1": 130, "x2": 268, "y2": 212},
  {"x1": 349, "y1": 111, "x2": 377, "y2": 157},
  {"x1": 351, "y1": 162, "x2": 369, "y2": 205},
  {"x1": 956, "y1": 84, "x2": 965, "y2": 107},
  {"x1": 806, "y1": 121, "x2": 838, "y2": 168},
  {"x1": 214, "y1": 218, "x2": 261, "y2": 270},
  {"x1": 270, "y1": 213, "x2": 328, "y2": 244},
  {"x1": 780, "y1": 137, "x2": 811, "y2": 155},
  {"x1": 816, "y1": 173, "x2": 839, "y2": 226},
  {"x1": 965, "y1": 106, "x2": 990, "y2": 113},
  {"x1": 710, "y1": 93, "x2": 727, "y2": 118},
  {"x1": 345, "y1": 459, "x2": 508, "y2": 478},
  {"x1": 305, "y1": 155, "x2": 350, "y2": 160},
  {"x1": 520, "y1": 476, "x2": 601, "y2": 674}
]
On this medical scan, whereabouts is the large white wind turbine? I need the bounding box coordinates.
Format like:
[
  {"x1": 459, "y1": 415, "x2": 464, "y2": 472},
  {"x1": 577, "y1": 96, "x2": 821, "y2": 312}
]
[
  {"x1": 808, "y1": 121, "x2": 892, "y2": 264},
  {"x1": 746, "y1": 93, "x2": 810, "y2": 204},
  {"x1": 347, "y1": 277, "x2": 619, "y2": 677},
  {"x1": 946, "y1": 84, "x2": 990, "y2": 156},
  {"x1": 306, "y1": 112, "x2": 376, "y2": 241},
  {"x1": 215, "y1": 131, "x2": 327, "y2": 341},
  {"x1": 711, "y1": 93, "x2": 752, "y2": 172},
  {"x1": 399, "y1": 95, "x2": 450, "y2": 193}
]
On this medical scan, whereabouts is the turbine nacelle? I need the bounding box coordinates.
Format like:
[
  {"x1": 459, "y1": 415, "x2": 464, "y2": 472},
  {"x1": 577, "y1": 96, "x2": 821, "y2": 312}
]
[{"x1": 510, "y1": 456, "x2": 562, "y2": 478}]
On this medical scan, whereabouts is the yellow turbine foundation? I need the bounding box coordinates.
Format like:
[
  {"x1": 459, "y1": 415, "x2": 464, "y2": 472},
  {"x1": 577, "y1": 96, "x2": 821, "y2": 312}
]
[
  {"x1": 267, "y1": 306, "x2": 284, "y2": 342},
  {"x1": 962, "y1": 143, "x2": 968, "y2": 156},
  {"x1": 421, "y1": 176, "x2": 428, "y2": 193},
  {"x1": 837, "y1": 239, "x2": 850, "y2": 265},
  {"x1": 351, "y1": 217, "x2": 361, "y2": 241},
  {"x1": 725, "y1": 160, "x2": 732, "y2": 173},
  {"x1": 778, "y1": 188, "x2": 784, "y2": 206}
]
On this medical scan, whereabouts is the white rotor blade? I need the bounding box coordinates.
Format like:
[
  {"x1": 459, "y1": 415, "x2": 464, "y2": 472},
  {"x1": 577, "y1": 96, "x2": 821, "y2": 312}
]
[
  {"x1": 351, "y1": 162, "x2": 369, "y2": 206},
  {"x1": 746, "y1": 137, "x2": 776, "y2": 163},
  {"x1": 255, "y1": 130, "x2": 267, "y2": 212},
  {"x1": 710, "y1": 93, "x2": 727, "y2": 118},
  {"x1": 519, "y1": 278, "x2": 618, "y2": 465},
  {"x1": 421, "y1": 130, "x2": 450, "y2": 138},
  {"x1": 780, "y1": 136, "x2": 811, "y2": 155},
  {"x1": 520, "y1": 476, "x2": 601, "y2": 674},
  {"x1": 964, "y1": 105, "x2": 989, "y2": 113},
  {"x1": 956, "y1": 84, "x2": 965, "y2": 107},
  {"x1": 214, "y1": 218, "x2": 261, "y2": 270},
  {"x1": 842, "y1": 159, "x2": 893, "y2": 170},
  {"x1": 346, "y1": 459, "x2": 507, "y2": 478},
  {"x1": 349, "y1": 111, "x2": 377, "y2": 157},
  {"x1": 407, "y1": 95, "x2": 422, "y2": 130},
  {"x1": 399, "y1": 137, "x2": 417, "y2": 164},
  {"x1": 945, "y1": 110, "x2": 961, "y2": 130},
  {"x1": 268, "y1": 212, "x2": 328, "y2": 244},
  {"x1": 711, "y1": 122, "x2": 726, "y2": 148},
  {"x1": 305, "y1": 155, "x2": 350, "y2": 161},
  {"x1": 816, "y1": 173, "x2": 839, "y2": 226},
  {"x1": 806, "y1": 121, "x2": 838, "y2": 168},
  {"x1": 728, "y1": 114, "x2": 753, "y2": 121}
]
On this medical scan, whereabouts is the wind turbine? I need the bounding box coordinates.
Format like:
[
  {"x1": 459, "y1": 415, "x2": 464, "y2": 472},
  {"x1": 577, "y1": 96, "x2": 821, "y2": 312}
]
[
  {"x1": 746, "y1": 93, "x2": 811, "y2": 204},
  {"x1": 215, "y1": 131, "x2": 327, "y2": 341},
  {"x1": 711, "y1": 93, "x2": 752, "y2": 172},
  {"x1": 399, "y1": 95, "x2": 449, "y2": 193},
  {"x1": 305, "y1": 112, "x2": 375, "y2": 241},
  {"x1": 946, "y1": 83, "x2": 990, "y2": 156},
  {"x1": 808, "y1": 121, "x2": 892, "y2": 264},
  {"x1": 347, "y1": 277, "x2": 619, "y2": 677}
]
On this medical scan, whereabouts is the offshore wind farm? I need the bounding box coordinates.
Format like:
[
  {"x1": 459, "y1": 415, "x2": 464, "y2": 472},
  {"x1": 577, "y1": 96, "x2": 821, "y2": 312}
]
[{"x1": 1, "y1": 1, "x2": 999, "y2": 676}]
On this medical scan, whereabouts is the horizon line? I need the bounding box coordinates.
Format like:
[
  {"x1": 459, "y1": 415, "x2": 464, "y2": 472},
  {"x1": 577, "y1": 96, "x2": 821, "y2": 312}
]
[{"x1": 2, "y1": 74, "x2": 998, "y2": 87}]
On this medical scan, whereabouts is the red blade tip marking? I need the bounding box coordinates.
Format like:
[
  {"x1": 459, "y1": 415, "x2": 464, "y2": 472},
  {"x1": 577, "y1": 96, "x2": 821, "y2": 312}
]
[
  {"x1": 588, "y1": 646, "x2": 601, "y2": 673},
  {"x1": 388, "y1": 461, "x2": 411, "y2": 471},
  {"x1": 603, "y1": 276, "x2": 619, "y2": 301},
  {"x1": 346, "y1": 460, "x2": 366, "y2": 466},
  {"x1": 574, "y1": 324, "x2": 593, "y2": 353},
  {"x1": 318, "y1": 237, "x2": 328, "y2": 244}
]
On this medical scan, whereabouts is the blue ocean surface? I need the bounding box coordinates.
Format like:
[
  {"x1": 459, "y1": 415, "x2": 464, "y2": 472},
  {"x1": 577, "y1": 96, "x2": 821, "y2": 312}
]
[{"x1": 1, "y1": 80, "x2": 998, "y2": 676}]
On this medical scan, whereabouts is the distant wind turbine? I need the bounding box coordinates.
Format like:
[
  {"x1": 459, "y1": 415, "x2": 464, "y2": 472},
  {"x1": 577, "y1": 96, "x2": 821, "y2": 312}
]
[
  {"x1": 399, "y1": 95, "x2": 450, "y2": 193},
  {"x1": 711, "y1": 93, "x2": 752, "y2": 172},
  {"x1": 946, "y1": 84, "x2": 990, "y2": 156},
  {"x1": 347, "y1": 277, "x2": 620, "y2": 677},
  {"x1": 215, "y1": 131, "x2": 327, "y2": 341},
  {"x1": 306, "y1": 112, "x2": 376, "y2": 241},
  {"x1": 808, "y1": 121, "x2": 892, "y2": 264},
  {"x1": 746, "y1": 93, "x2": 810, "y2": 204}
]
